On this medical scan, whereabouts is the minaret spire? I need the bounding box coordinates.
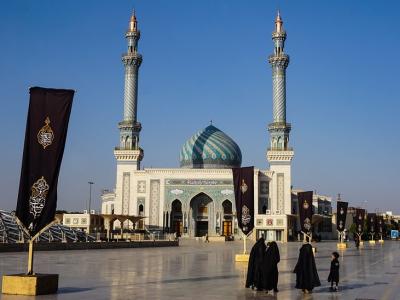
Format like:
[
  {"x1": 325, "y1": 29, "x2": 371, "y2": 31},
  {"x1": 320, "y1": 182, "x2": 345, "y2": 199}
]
[
  {"x1": 128, "y1": 9, "x2": 138, "y2": 33},
  {"x1": 123, "y1": 11, "x2": 142, "y2": 123},
  {"x1": 275, "y1": 10, "x2": 283, "y2": 33},
  {"x1": 115, "y1": 11, "x2": 144, "y2": 170},
  {"x1": 268, "y1": 10, "x2": 290, "y2": 150}
]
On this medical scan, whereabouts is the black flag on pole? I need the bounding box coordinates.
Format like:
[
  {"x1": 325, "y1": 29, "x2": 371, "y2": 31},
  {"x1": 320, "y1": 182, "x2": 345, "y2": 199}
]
[
  {"x1": 16, "y1": 87, "x2": 74, "y2": 236},
  {"x1": 298, "y1": 191, "x2": 313, "y2": 234},
  {"x1": 367, "y1": 213, "x2": 376, "y2": 235},
  {"x1": 354, "y1": 208, "x2": 365, "y2": 234},
  {"x1": 336, "y1": 201, "x2": 348, "y2": 232},
  {"x1": 232, "y1": 166, "x2": 254, "y2": 236}
]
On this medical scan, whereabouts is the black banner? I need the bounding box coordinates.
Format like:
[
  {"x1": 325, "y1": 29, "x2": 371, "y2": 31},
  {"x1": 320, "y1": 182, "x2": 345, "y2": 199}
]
[
  {"x1": 16, "y1": 87, "x2": 74, "y2": 236},
  {"x1": 336, "y1": 201, "x2": 348, "y2": 232},
  {"x1": 298, "y1": 191, "x2": 313, "y2": 233},
  {"x1": 354, "y1": 208, "x2": 365, "y2": 234},
  {"x1": 367, "y1": 213, "x2": 377, "y2": 234},
  {"x1": 232, "y1": 166, "x2": 254, "y2": 236}
]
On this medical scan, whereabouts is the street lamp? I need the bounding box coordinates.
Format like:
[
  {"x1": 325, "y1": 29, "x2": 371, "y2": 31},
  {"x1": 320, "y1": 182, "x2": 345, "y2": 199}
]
[{"x1": 88, "y1": 181, "x2": 94, "y2": 214}]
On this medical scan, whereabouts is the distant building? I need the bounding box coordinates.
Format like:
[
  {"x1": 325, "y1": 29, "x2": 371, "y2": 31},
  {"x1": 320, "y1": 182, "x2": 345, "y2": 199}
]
[
  {"x1": 378, "y1": 211, "x2": 400, "y2": 226},
  {"x1": 62, "y1": 213, "x2": 104, "y2": 234}
]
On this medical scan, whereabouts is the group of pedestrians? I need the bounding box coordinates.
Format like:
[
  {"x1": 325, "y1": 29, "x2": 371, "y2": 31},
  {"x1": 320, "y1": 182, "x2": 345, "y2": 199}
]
[
  {"x1": 245, "y1": 238, "x2": 280, "y2": 293},
  {"x1": 246, "y1": 235, "x2": 340, "y2": 294}
]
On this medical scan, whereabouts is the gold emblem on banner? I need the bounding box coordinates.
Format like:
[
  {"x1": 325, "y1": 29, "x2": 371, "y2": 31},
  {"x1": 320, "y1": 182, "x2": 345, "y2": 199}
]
[
  {"x1": 304, "y1": 217, "x2": 311, "y2": 231},
  {"x1": 241, "y1": 205, "x2": 251, "y2": 230},
  {"x1": 339, "y1": 220, "x2": 344, "y2": 229},
  {"x1": 303, "y1": 200, "x2": 309, "y2": 210},
  {"x1": 240, "y1": 179, "x2": 248, "y2": 194},
  {"x1": 37, "y1": 117, "x2": 54, "y2": 149},
  {"x1": 29, "y1": 176, "x2": 49, "y2": 220}
]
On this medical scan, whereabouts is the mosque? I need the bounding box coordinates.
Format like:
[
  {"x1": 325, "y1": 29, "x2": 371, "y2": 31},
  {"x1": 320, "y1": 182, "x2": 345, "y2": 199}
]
[{"x1": 101, "y1": 11, "x2": 296, "y2": 242}]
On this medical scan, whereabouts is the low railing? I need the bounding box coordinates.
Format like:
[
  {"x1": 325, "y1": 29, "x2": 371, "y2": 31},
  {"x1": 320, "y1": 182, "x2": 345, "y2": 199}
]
[
  {"x1": 267, "y1": 147, "x2": 294, "y2": 151},
  {"x1": 114, "y1": 146, "x2": 140, "y2": 151},
  {"x1": 268, "y1": 53, "x2": 289, "y2": 61},
  {"x1": 105, "y1": 231, "x2": 176, "y2": 242},
  {"x1": 122, "y1": 52, "x2": 142, "y2": 58},
  {"x1": 268, "y1": 122, "x2": 291, "y2": 129}
]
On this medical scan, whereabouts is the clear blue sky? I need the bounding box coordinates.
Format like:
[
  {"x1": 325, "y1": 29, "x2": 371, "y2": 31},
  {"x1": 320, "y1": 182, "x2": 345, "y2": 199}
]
[{"x1": 0, "y1": 1, "x2": 399, "y2": 213}]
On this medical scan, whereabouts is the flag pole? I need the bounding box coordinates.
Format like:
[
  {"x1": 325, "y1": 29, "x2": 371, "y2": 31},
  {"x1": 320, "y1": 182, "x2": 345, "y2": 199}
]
[
  {"x1": 27, "y1": 240, "x2": 34, "y2": 275},
  {"x1": 243, "y1": 234, "x2": 247, "y2": 254},
  {"x1": 26, "y1": 220, "x2": 58, "y2": 275}
]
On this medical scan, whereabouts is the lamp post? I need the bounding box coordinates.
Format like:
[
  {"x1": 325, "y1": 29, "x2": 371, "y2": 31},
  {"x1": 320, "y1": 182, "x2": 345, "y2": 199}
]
[{"x1": 88, "y1": 181, "x2": 94, "y2": 214}]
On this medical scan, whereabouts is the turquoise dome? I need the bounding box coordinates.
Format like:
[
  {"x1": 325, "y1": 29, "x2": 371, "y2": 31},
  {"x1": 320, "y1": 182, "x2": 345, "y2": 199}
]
[{"x1": 180, "y1": 125, "x2": 242, "y2": 169}]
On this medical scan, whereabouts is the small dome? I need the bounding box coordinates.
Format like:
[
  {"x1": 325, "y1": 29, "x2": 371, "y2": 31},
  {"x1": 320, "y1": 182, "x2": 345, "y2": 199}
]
[{"x1": 180, "y1": 125, "x2": 242, "y2": 169}]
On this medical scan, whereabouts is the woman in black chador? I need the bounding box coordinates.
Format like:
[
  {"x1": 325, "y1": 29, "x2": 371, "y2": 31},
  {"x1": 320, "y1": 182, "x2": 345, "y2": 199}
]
[
  {"x1": 327, "y1": 252, "x2": 340, "y2": 292},
  {"x1": 263, "y1": 241, "x2": 280, "y2": 293},
  {"x1": 245, "y1": 235, "x2": 266, "y2": 290},
  {"x1": 293, "y1": 243, "x2": 321, "y2": 293}
]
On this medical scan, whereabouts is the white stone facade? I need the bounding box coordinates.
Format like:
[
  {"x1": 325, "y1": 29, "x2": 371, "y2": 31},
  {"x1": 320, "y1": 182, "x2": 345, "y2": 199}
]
[{"x1": 102, "y1": 166, "x2": 295, "y2": 241}]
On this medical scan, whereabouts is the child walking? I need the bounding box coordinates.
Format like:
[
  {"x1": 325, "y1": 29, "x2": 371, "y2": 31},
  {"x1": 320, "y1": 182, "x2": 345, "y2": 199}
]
[{"x1": 328, "y1": 252, "x2": 340, "y2": 292}]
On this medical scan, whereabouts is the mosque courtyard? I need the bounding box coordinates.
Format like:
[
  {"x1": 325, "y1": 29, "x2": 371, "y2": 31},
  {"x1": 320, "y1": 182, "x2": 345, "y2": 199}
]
[{"x1": 0, "y1": 239, "x2": 399, "y2": 300}]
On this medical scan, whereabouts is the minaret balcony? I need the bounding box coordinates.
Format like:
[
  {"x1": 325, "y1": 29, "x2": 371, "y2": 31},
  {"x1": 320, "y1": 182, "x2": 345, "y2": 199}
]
[
  {"x1": 118, "y1": 121, "x2": 142, "y2": 132},
  {"x1": 272, "y1": 31, "x2": 286, "y2": 39},
  {"x1": 268, "y1": 122, "x2": 291, "y2": 131},
  {"x1": 114, "y1": 148, "x2": 144, "y2": 161},
  {"x1": 122, "y1": 53, "x2": 143, "y2": 66},
  {"x1": 125, "y1": 30, "x2": 140, "y2": 39},
  {"x1": 266, "y1": 149, "x2": 294, "y2": 162},
  {"x1": 268, "y1": 54, "x2": 289, "y2": 66},
  {"x1": 122, "y1": 52, "x2": 142, "y2": 59},
  {"x1": 267, "y1": 147, "x2": 293, "y2": 151}
]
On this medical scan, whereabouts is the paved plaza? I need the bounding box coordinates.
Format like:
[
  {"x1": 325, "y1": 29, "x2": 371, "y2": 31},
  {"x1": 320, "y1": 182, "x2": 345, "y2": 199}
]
[{"x1": 0, "y1": 240, "x2": 399, "y2": 300}]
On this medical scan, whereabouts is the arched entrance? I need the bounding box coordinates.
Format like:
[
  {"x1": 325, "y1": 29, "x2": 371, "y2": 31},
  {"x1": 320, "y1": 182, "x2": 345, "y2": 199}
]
[
  {"x1": 138, "y1": 204, "x2": 144, "y2": 229},
  {"x1": 190, "y1": 193, "x2": 213, "y2": 237},
  {"x1": 222, "y1": 200, "x2": 233, "y2": 237},
  {"x1": 171, "y1": 199, "x2": 183, "y2": 237}
]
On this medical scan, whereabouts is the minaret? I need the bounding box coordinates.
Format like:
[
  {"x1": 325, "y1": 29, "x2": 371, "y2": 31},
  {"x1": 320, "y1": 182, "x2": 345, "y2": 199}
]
[
  {"x1": 115, "y1": 11, "x2": 143, "y2": 170},
  {"x1": 268, "y1": 10, "x2": 291, "y2": 150},
  {"x1": 267, "y1": 11, "x2": 294, "y2": 216}
]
